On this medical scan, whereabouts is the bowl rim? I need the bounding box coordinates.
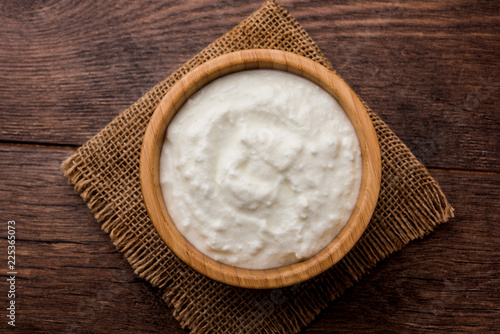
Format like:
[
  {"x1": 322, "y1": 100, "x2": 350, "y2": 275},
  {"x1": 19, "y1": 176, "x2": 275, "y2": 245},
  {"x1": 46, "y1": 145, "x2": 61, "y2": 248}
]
[{"x1": 140, "y1": 49, "x2": 381, "y2": 289}]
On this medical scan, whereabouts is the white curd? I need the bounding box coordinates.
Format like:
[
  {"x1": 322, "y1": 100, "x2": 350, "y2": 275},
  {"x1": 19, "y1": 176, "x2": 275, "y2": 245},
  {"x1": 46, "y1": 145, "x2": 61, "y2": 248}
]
[{"x1": 159, "y1": 69, "x2": 361, "y2": 269}]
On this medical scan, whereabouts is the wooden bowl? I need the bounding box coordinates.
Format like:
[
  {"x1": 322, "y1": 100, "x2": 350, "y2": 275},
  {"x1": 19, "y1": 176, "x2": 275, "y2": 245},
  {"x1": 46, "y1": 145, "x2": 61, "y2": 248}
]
[{"x1": 140, "y1": 49, "x2": 381, "y2": 289}]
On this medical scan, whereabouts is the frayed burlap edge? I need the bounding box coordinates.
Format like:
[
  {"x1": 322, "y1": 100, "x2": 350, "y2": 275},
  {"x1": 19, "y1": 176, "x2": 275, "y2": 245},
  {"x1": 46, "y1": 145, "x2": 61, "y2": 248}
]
[{"x1": 62, "y1": 1, "x2": 454, "y2": 333}]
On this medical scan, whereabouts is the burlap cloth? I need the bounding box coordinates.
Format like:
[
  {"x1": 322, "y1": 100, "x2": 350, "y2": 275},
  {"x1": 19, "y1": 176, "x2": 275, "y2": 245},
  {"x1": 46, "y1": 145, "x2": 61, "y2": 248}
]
[{"x1": 62, "y1": 1, "x2": 454, "y2": 333}]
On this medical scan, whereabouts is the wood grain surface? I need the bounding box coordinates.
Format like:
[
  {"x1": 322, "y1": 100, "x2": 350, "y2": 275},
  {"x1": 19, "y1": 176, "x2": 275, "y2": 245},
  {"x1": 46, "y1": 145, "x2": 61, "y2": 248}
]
[{"x1": 0, "y1": 0, "x2": 498, "y2": 333}]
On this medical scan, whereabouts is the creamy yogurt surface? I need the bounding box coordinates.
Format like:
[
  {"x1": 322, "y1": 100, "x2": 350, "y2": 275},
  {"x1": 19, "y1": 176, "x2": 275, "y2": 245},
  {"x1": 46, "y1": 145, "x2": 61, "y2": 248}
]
[{"x1": 159, "y1": 69, "x2": 361, "y2": 269}]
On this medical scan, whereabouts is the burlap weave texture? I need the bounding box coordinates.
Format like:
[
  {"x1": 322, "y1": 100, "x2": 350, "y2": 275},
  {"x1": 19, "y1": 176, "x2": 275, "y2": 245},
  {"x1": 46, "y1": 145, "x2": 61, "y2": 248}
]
[{"x1": 62, "y1": 1, "x2": 454, "y2": 333}]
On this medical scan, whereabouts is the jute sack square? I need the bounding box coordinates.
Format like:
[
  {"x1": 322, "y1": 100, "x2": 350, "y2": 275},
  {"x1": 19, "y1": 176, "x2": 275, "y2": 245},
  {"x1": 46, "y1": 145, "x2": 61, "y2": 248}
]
[{"x1": 62, "y1": 0, "x2": 454, "y2": 333}]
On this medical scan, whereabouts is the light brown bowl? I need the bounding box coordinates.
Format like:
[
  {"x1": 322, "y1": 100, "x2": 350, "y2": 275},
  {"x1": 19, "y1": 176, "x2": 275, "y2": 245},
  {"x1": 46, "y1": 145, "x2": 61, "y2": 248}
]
[{"x1": 140, "y1": 49, "x2": 381, "y2": 289}]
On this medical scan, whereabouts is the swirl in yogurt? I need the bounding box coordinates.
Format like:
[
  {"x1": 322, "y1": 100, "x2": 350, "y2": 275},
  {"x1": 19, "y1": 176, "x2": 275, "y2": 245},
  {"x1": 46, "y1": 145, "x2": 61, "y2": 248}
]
[{"x1": 160, "y1": 69, "x2": 361, "y2": 269}]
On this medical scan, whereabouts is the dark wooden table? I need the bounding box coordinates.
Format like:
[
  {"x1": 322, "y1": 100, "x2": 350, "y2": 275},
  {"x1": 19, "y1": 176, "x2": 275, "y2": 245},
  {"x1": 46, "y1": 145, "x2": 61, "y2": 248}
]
[{"x1": 1, "y1": 1, "x2": 499, "y2": 333}]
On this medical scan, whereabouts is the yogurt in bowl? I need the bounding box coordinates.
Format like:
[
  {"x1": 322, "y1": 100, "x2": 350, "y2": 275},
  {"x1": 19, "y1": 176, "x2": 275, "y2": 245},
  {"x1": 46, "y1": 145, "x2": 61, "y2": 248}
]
[
  {"x1": 159, "y1": 69, "x2": 361, "y2": 270},
  {"x1": 140, "y1": 49, "x2": 381, "y2": 289}
]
